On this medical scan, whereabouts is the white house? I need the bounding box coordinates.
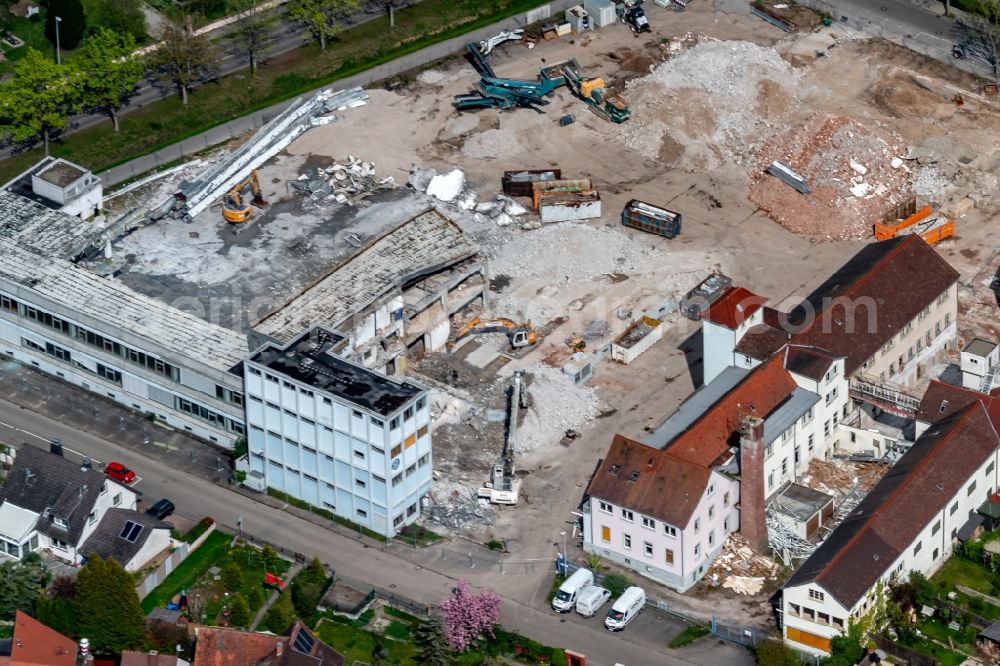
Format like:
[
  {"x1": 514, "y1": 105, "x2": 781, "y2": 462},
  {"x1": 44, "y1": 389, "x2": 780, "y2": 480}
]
[
  {"x1": 781, "y1": 402, "x2": 1000, "y2": 656},
  {"x1": 0, "y1": 444, "x2": 163, "y2": 569}
]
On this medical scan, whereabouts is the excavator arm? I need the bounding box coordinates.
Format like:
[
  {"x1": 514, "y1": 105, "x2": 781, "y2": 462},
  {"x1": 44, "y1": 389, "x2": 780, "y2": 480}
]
[{"x1": 450, "y1": 317, "x2": 538, "y2": 349}]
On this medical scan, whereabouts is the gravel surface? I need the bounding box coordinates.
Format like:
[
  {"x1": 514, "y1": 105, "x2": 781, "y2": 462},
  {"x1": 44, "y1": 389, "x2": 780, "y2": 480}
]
[
  {"x1": 461, "y1": 128, "x2": 522, "y2": 159},
  {"x1": 487, "y1": 223, "x2": 668, "y2": 282}
]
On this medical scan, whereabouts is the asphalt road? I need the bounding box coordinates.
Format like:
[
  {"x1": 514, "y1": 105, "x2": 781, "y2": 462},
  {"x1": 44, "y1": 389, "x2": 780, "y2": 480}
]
[{"x1": 0, "y1": 397, "x2": 751, "y2": 666}]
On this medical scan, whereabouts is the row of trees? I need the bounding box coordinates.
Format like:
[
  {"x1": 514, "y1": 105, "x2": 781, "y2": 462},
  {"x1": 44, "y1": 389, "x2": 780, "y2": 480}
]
[{"x1": 0, "y1": 0, "x2": 374, "y2": 154}]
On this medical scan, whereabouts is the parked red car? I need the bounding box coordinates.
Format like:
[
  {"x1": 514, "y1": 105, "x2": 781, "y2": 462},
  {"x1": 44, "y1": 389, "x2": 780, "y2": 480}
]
[{"x1": 103, "y1": 461, "x2": 136, "y2": 484}]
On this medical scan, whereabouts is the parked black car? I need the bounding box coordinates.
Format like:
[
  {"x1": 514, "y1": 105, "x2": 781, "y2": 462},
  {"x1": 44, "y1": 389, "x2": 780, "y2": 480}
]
[{"x1": 145, "y1": 498, "x2": 175, "y2": 520}]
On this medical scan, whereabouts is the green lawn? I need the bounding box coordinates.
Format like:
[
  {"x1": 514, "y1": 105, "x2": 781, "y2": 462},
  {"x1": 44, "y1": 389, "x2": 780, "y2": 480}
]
[
  {"x1": 0, "y1": 15, "x2": 55, "y2": 73},
  {"x1": 141, "y1": 529, "x2": 231, "y2": 613},
  {"x1": 0, "y1": 0, "x2": 561, "y2": 183},
  {"x1": 202, "y1": 543, "x2": 291, "y2": 622},
  {"x1": 905, "y1": 637, "x2": 968, "y2": 666},
  {"x1": 931, "y1": 557, "x2": 995, "y2": 596},
  {"x1": 918, "y1": 619, "x2": 978, "y2": 651},
  {"x1": 315, "y1": 618, "x2": 419, "y2": 665},
  {"x1": 668, "y1": 624, "x2": 711, "y2": 649}
]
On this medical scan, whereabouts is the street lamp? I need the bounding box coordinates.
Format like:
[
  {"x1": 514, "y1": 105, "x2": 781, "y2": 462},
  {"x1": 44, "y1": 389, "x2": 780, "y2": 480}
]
[
  {"x1": 560, "y1": 530, "x2": 568, "y2": 561},
  {"x1": 54, "y1": 16, "x2": 62, "y2": 65}
]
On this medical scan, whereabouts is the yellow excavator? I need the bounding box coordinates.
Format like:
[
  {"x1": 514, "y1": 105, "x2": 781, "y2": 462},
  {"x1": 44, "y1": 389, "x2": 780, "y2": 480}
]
[
  {"x1": 222, "y1": 170, "x2": 267, "y2": 223},
  {"x1": 449, "y1": 317, "x2": 538, "y2": 350}
]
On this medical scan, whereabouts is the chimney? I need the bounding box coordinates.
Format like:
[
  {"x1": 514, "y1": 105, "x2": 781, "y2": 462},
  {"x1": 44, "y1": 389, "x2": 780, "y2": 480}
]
[
  {"x1": 738, "y1": 415, "x2": 769, "y2": 554},
  {"x1": 50, "y1": 438, "x2": 63, "y2": 457},
  {"x1": 275, "y1": 641, "x2": 284, "y2": 656}
]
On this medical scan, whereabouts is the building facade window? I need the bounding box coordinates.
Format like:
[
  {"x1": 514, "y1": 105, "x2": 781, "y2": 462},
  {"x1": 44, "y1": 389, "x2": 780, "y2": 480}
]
[{"x1": 599, "y1": 501, "x2": 612, "y2": 513}]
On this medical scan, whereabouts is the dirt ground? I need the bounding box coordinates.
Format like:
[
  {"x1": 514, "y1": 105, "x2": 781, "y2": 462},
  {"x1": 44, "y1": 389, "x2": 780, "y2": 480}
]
[{"x1": 133, "y1": 0, "x2": 1000, "y2": 622}]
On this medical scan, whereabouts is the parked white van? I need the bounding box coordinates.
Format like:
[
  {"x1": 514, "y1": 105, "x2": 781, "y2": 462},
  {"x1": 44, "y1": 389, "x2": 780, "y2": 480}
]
[
  {"x1": 575, "y1": 585, "x2": 611, "y2": 617},
  {"x1": 604, "y1": 586, "x2": 646, "y2": 631},
  {"x1": 551, "y1": 568, "x2": 594, "y2": 612}
]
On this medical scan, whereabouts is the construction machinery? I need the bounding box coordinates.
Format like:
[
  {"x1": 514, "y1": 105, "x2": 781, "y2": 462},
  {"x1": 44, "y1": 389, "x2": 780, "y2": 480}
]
[
  {"x1": 566, "y1": 335, "x2": 586, "y2": 353},
  {"x1": 454, "y1": 45, "x2": 571, "y2": 112},
  {"x1": 617, "y1": 0, "x2": 651, "y2": 33},
  {"x1": 560, "y1": 61, "x2": 631, "y2": 123},
  {"x1": 449, "y1": 317, "x2": 539, "y2": 350},
  {"x1": 221, "y1": 170, "x2": 267, "y2": 223},
  {"x1": 478, "y1": 372, "x2": 526, "y2": 505}
]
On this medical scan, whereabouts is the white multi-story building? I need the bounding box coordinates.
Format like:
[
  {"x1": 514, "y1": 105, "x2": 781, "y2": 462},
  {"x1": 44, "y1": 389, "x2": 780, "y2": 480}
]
[
  {"x1": 0, "y1": 191, "x2": 249, "y2": 447},
  {"x1": 244, "y1": 327, "x2": 432, "y2": 538},
  {"x1": 781, "y1": 402, "x2": 1000, "y2": 656}
]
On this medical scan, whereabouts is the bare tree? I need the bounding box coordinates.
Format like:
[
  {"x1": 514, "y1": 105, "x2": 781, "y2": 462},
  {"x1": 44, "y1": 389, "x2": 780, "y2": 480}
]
[
  {"x1": 959, "y1": 0, "x2": 1000, "y2": 82},
  {"x1": 151, "y1": 25, "x2": 221, "y2": 105},
  {"x1": 231, "y1": 0, "x2": 275, "y2": 75}
]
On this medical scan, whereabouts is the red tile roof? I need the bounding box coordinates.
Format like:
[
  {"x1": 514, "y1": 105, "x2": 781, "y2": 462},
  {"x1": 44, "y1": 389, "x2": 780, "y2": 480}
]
[
  {"x1": 787, "y1": 236, "x2": 958, "y2": 376},
  {"x1": 121, "y1": 652, "x2": 182, "y2": 666},
  {"x1": 586, "y1": 435, "x2": 711, "y2": 527},
  {"x1": 734, "y1": 324, "x2": 789, "y2": 361},
  {"x1": 786, "y1": 403, "x2": 999, "y2": 609},
  {"x1": 783, "y1": 345, "x2": 840, "y2": 382},
  {"x1": 664, "y1": 354, "x2": 798, "y2": 467},
  {"x1": 193, "y1": 627, "x2": 283, "y2": 666},
  {"x1": 9, "y1": 611, "x2": 76, "y2": 666},
  {"x1": 704, "y1": 287, "x2": 766, "y2": 330},
  {"x1": 916, "y1": 380, "x2": 1000, "y2": 427}
]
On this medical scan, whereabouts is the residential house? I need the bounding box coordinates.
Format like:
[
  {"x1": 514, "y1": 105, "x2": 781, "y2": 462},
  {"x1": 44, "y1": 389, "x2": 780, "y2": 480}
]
[
  {"x1": 0, "y1": 610, "x2": 77, "y2": 666},
  {"x1": 121, "y1": 652, "x2": 189, "y2": 666},
  {"x1": 244, "y1": 326, "x2": 432, "y2": 538},
  {"x1": 781, "y1": 403, "x2": 1000, "y2": 656},
  {"x1": 0, "y1": 445, "x2": 138, "y2": 565},
  {"x1": 80, "y1": 508, "x2": 172, "y2": 571},
  {"x1": 0, "y1": 445, "x2": 170, "y2": 571},
  {"x1": 583, "y1": 348, "x2": 847, "y2": 591},
  {"x1": 194, "y1": 621, "x2": 344, "y2": 665}
]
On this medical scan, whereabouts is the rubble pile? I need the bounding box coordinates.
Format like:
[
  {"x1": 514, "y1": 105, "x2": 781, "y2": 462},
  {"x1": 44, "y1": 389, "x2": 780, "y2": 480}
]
[
  {"x1": 475, "y1": 195, "x2": 529, "y2": 228},
  {"x1": 290, "y1": 156, "x2": 395, "y2": 204},
  {"x1": 705, "y1": 535, "x2": 779, "y2": 595},
  {"x1": 425, "y1": 479, "x2": 496, "y2": 530},
  {"x1": 518, "y1": 365, "x2": 600, "y2": 451},
  {"x1": 622, "y1": 39, "x2": 800, "y2": 169},
  {"x1": 488, "y1": 223, "x2": 669, "y2": 282},
  {"x1": 799, "y1": 459, "x2": 883, "y2": 501},
  {"x1": 749, "y1": 114, "x2": 912, "y2": 240}
]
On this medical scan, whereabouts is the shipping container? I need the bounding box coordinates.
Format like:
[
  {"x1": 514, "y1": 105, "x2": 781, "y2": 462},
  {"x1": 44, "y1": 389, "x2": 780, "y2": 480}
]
[
  {"x1": 583, "y1": 0, "x2": 616, "y2": 27},
  {"x1": 502, "y1": 169, "x2": 562, "y2": 198},
  {"x1": 621, "y1": 199, "x2": 682, "y2": 238},
  {"x1": 610, "y1": 316, "x2": 663, "y2": 364},
  {"x1": 538, "y1": 191, "x2": 602, "y2": 223},
  {"x1": 532, "y1": 178, "x2": 593, "y2": 209}
]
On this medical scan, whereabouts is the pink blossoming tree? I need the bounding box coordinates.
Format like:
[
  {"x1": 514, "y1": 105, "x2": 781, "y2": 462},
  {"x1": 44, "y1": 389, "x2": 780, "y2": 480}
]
[{"x1": 438, "y1": 580, "x2": 502, "y2": 652}]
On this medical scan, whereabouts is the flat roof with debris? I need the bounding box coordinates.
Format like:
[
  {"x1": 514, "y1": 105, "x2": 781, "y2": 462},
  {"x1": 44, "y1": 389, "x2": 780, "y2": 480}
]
[
  {"x1": 37, "y1": 159, "x2": 88, "y2": 187},
  {"x1": 0, "y1": 191, "x2": 105, "y2": 258},
  {"x1": 0, "y1": 241, "x2": 249, "y2": 373},
  {"x1": 250, "y1": 327, "x2": 424, "y2": 415},
  {"x1": 255, "y1": 208, "x2": 478, "y2": 342},
  {"x1": 770, "y1": 483, "x2": 834, "y2": 523}
]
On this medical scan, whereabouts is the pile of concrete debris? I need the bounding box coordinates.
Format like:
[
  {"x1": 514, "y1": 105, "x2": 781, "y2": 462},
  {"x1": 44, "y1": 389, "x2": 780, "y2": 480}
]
[
  {"x1": 706, "y1": 535, "x2": 779, "y2": 595},
  {"x1": 290, "y1": 156, "x2": 395, "y2": 204},
  {"x1": 408, "y1": 166, "x2": 530, "y2": 227},
  {"x1": 425, "y1": 479, "x2": 497, "y2": 530}
]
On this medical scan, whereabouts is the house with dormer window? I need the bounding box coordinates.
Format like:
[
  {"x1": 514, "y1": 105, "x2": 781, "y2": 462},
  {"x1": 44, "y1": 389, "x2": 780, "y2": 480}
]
[{"x1": 0, "y1": 444, "x2": 170, "y2": 570}]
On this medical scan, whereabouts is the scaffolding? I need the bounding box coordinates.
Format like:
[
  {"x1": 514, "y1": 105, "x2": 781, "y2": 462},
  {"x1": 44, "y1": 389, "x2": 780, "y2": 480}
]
[{"x1": 848, "y1": 375, "x2": 921, "y2": 416}]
